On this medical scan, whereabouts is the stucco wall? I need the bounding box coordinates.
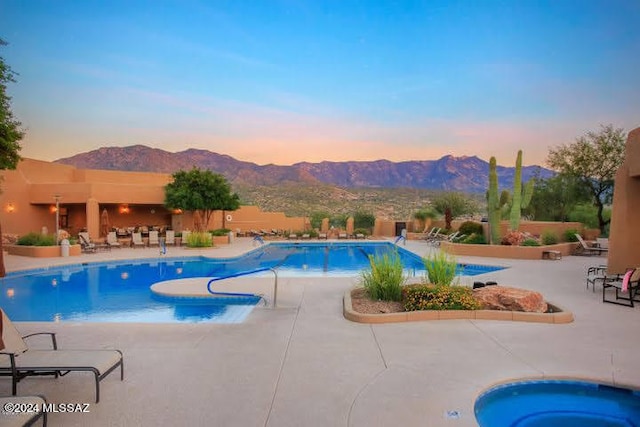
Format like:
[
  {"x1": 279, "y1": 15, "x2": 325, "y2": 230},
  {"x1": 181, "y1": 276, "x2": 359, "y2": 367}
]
[{"x1": 608, "y1": 127, "x2": 640, "y2": 273}]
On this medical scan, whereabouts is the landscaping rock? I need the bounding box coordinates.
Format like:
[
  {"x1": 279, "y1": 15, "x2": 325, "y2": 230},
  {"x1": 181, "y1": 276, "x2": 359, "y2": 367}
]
[{"x1": 473, "y1": 285, "x2": 548, "y2": 312}]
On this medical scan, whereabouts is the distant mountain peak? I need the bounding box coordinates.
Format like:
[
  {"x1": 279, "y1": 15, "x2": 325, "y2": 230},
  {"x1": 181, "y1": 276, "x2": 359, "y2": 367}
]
[{"x1": 54, "y1": 145, "x2": 553, "y2": 192}]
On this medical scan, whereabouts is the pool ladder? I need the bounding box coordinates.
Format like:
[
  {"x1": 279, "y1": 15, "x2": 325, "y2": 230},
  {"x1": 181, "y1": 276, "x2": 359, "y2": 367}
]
[{"x1": 206, "y1": 267, "x2": 279, "y2": 308}]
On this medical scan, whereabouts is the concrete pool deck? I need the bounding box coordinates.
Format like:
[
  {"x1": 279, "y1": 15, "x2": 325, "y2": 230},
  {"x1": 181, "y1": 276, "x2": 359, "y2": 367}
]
[{"x1": 1, "y1": 238, "x2": 638, "y2": 426}]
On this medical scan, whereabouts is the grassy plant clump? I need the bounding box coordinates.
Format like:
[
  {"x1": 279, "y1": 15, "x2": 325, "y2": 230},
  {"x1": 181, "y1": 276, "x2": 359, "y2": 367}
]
[
  {"x1": 403, "y1": 284, "x2": 481, "y2": 311},
  {"x1": 460, "y1": 233, "x2": 486, "y2": 245},
  {"x1": 209, "y1": 228, "x2": 231, "y2": 236},
  {"x1": 360, "y1": 251, "x2": 406, "y2": 302},
  {"x1": 186, "y1": 231, "x2": 213, "y2": 247},
  {"x1": 563, "y1": 228, "x2": 580, "y2": 242},
  {"x1": 521, "y1": 238, "x2": 541, "y2": 246},
  {"x1": 423, "y1": 251, "x2": 458, "y2": 286},
  {"x1": 541, "y1": 230, "x2": 559, "y2": 245},
  {"x1": 16, "y1": 232, "x2": 56, "y2": 246}
]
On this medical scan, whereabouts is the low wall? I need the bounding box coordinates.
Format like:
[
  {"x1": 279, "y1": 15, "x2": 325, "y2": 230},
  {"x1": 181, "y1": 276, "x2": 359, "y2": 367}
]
[
  {"x1": 440, "y1": 242, "x2": 578, "y2": 259},
  {"x1": 7, "y1": 244, "x2": 82, "y2": 258}
]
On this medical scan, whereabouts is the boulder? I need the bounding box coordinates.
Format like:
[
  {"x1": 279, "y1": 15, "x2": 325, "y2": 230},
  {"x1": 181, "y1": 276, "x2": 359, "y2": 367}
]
[{"x1": 473, "y1": 285, "x2": 548, "y2": 313}]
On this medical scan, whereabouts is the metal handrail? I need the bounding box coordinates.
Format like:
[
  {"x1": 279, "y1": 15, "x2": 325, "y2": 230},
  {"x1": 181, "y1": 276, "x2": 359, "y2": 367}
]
[{"x1": 206, "y1": 267, "x2": 279, "y2": 308}]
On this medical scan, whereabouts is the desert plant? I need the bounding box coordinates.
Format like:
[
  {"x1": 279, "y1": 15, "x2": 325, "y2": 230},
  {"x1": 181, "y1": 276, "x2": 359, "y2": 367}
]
[
  {"x1": 17, "y1": 233, "x2": 56, "y2": 246},
  {"x1": 541, "y1": 230, "x2": 559, "y2": 245},
  {"x1": 521, "y1": 238, "x2": 541, "y2": 246},
  {"x1": 458, "y1": 221, "x2": 483, "y2": 236},
  {"x1": 423, "y1": 251, "x2": 458, "y2": 286},
  {"x1": 360, "y1": 251, "x2": 406, "y2": 302},
  {"x1": 460, "y1": 233, "x2": 486, "y2": 245},
  {"x1": 563, "y1": 228, "x2": 580, "y2": 242},
  {"x1": 353, "y1": 210, "x2": 375, "y2": 230},
  {"x1": 210, "y1": 228, "x2": 231, "y2": 236},
  {"x1": 486, "y1": 157, "x2": 510, "y2": 244},
  {"x1": 186, "y1": 231, "x2": 212, "y2": 247},
  {"x1": 509, "y1": 150, "x2": 535, "y2": 231},
  {"x1": 403, "y1": 284, "x2": 481, "y2": 311}
]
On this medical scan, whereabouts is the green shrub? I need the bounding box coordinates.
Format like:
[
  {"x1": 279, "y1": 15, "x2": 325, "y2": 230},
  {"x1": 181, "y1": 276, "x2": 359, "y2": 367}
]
[
  {"x1": 458, "y1": 221, "x2": 484, "y2": 236},
  {"x1": 521, "y1": 238, "x2": 541, "y2": 246},
  {"x1": 186, "y1": 232, "x2": 212, "y2": 247},
  {"x1": 460, "y1": 233, "x2": 486, "y2": 245},
  {"x1": 563, "y1": 228, "x2": 580, "y2": 242},
  {"x1": 541, "y1": 230, "x2": 558, "y2": 245},
  {"x1": 210, "y1": 228, "x2": 231, "y2": 236},
  {"x1": 360, "y1": 250, "x2": 406, "y2": 302},
  {"x1": 17, "y1": 233, "x2": 56, "y2": 246},
  {"x1": 423, "y1": 251, "x2": 458, "y2": 286},
  {"x1": 353, "y1": 211, "x2": 375, "y2": 230},
  {"x1": 403, "y1": 284, "x2": 481, "y2": 311}
]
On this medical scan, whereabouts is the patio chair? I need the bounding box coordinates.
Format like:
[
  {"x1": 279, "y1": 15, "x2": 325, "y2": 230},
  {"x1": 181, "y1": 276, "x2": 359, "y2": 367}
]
[
  {"x1": 574, "y1": 234, "x2": 608, "y2": 256},
  {"x1": 148, "y1": 230, "x2": 160, "y2": 247},
  {"x1": 131, "y1": 232, "x2": 145, "y2": 248},
  {"x1": 106, "y1": 231, "x2": 121, "y2": 249},
  {"x1": 318, "y1": 233, "x2": 328, "y2": 240},
  {"x1": 78, "y1": 232, "x2": 96, "y2": 253},
  {"x1": 0, "y1": 309, "x2": 124, "y2": 403},
  {"x1": 0, "y1": 395, "x2": 47, "y2": 426},
  {"x1": 586, "y1": 265, "x2": 609, "y2": 292},
  {"x1": 181, "y1": 230, "x2": 191, "y2": 246},
  {"x1": 165, "y1": 230, "x2": 176, "y2": 246},
  {"x1": 602, "y1": 267, "x2": 640, "y2": 307}
]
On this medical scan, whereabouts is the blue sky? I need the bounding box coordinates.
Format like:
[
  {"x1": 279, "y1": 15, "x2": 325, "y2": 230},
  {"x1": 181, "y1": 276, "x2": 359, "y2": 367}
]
[{"x1": 2, "y1": 0, "x2": 639, "y2": 166}]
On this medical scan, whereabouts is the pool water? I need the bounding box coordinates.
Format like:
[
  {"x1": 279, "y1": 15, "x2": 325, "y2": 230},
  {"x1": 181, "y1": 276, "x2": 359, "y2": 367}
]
[
  {"x1": 0, "y1": 242, "x2": 504, "y2": 323},
  {"x1": 475, "y1": 380, "x2": 640, "y2": 427}
]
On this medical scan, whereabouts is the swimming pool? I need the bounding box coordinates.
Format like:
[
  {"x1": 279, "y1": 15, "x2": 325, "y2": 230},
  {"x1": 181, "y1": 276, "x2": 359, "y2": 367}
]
[
  {"x1": 475, "y1": 379, "x2": 640, "y2": 426},
  {"x1": 0, "y1": 242, "x2": 504, "y2": 323}
]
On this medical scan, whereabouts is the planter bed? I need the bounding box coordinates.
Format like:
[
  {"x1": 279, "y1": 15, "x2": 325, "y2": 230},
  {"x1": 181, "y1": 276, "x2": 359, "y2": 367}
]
[
  {"x1": 7, "y1": 244, "x2": 82, "y2": 258},
  {"x1": 440, "y1": 241, "x2": 579, "y2": 260},
  {"x1": 343, "y1": 290, "x2": 574, "y2": 324}
]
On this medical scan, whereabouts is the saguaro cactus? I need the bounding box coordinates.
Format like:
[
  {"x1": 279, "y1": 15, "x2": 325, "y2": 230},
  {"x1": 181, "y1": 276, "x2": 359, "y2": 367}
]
[
  {"x1": 486, "y1": 157, "x2": 509, "y2": 244},
  {"x1": 509, "y1": 150, "x2": 534, "y2": 231}
]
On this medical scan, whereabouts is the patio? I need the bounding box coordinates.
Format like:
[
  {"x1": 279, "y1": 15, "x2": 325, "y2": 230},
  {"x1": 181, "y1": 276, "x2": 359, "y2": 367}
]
[{"x1": 1, "y1": 239, "x2": 637, "y2": 426}]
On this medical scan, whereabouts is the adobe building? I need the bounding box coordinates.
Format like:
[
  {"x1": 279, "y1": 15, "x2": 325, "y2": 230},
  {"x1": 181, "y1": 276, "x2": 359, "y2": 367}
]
[
  {"x1": 0, "y1": 159, "x2": 308, "y2": 241},
  {"x1": 607, "y1": 126, "x2": 640, "y2": 273}
]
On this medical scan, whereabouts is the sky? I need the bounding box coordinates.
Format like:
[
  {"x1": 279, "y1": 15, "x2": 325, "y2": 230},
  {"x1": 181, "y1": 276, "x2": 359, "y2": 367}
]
[{"x1": 1, "y1": 0, "x2": 639, "y2": 167}]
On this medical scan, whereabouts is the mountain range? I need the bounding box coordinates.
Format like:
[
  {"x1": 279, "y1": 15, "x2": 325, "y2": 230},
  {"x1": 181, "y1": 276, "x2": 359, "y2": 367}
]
[{"x1": 54, "y1": 145, "x2": 553, "y2": 193}]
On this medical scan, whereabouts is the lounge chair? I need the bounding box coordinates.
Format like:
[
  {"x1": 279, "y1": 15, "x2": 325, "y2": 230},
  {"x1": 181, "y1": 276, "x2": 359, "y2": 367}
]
[
  {"x1": 131, "y1": 232, "x2": 145, "y2": 248},
  {"x1": 338, "y1": 233, "x2": 347, "y2": 239},
  {"x1": 301, "y1": 233, "x2": 310, "y2": 240},
  {"x1": 0, "y1": 309, "x2": 124, "y2": 403},
  {"x1": 181, "y1": 230, "x2": 191, "y2": 246},
  {"x1": 165, "y1": 230, "x2": 176, "y2": 246},
  {"x1": 78, "y1": 232, "x2": 96, "y2": 253},
  {"x1": 288, "y1": 233, "x2": 298, "y2": 240},
  {"x1": 355, "y1": 233, "x2": 365, "y2": 239},
  {"x1": 106, "y1": 231, "x2": 121, "y2": 249},
  {"x1": 0, "y1": 395, "x2": 47, "y2": 426},
  {"x1": 602, "y1": 267, "x2": 640, "y2": 307},
  {"x1": 574, "y1": 234, "x2": 608, "y2": 256},
  {"x1": 148, "y1": 230, "x2": 160, "y2": 247},
  {"x1": 318, "y1": 233, "x2": 328, "y2": 240}
]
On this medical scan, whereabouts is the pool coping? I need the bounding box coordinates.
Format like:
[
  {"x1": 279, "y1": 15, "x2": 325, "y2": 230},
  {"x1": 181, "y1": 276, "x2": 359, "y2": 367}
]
[{"x1": 343, "y1": 289, "x2": 574, "y2": 324}]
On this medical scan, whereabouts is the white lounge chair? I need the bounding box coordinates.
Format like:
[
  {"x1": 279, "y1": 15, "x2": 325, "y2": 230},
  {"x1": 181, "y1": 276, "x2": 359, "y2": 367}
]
[
  {"x1": 148, "y1": 230, "x2": 160, "y2": 247},
  {"x1": 131, "y1": 232, "x2": 145, "y2": 248},
  {"x1": 165, "y1": 230, "x2": 175, "y2": 246},
  {"x1": 181, "y1": 231, "x2": 191, "y2": 246},
  {"x1": 0, "y1": 309, "x2": 123, "y2": 403},
  {"x1": 107, "y1": 231, "x2": 121, "y2": 249}
]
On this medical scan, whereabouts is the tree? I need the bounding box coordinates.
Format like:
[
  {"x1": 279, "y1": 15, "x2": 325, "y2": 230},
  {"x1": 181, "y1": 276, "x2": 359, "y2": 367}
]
[
  {"x1": 353, "y1": 210, "x2": 375, "y2": 231},
  {"x1": 523, "y1": 175, "x2": 591, "y2": 222},
  {"x1": 0, "y1": 39, "x2": 25, "y2": 277},
  {"x1": 430, "y1": 192, "x2": 477, "y2": 230},
  {"x1": 164, "y1": 168, "x2": 239, "y2": 232},
  {"x1": 547, "y1": 124, "x2": 626, "y2": 234},
  {"x1": 413, "y1": 208, "x2": 437, "y2": 232}
]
